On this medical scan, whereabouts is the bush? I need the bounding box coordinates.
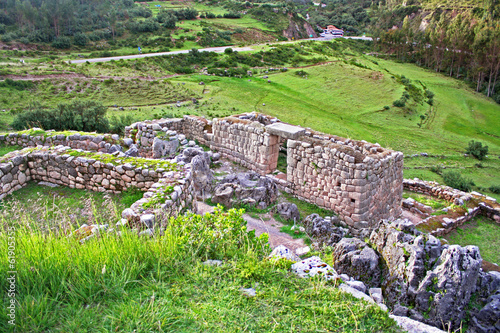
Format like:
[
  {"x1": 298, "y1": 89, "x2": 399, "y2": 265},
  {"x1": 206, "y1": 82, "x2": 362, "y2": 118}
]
[
  {"x1": 489, "y1": 185, "x2": 500, "y2": 194},
  {"x1": 109, "y1": 114, "x2": 135, "y2": 135},
  {"x1": 73, "y1": 33, "x2": 88, "y2": 47},
  {"x1": 393, "y1": 98, "x2": 406, "y2": 107},
  {"x1": 465, "y1": 140, "x2": 489, "y2": 160},
  {"x1": 12, "y1": 100, "x2": 109, "y2": 133},
  {"x1": 442, "y1": 170, "x2": 474, "y2": 192},
  {"x1": 52, "y1": 37, "x2": 72, "y2": 49}
]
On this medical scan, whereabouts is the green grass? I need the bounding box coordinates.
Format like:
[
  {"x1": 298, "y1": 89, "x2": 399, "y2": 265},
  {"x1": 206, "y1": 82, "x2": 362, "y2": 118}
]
[
  {"x1": 281, "y1": 192, "x2": 337, "y2": 219},
  {"x1": 0, "y1": 77, "x2": 200, "y2": 110},
  {"x1": 442, "y1": 216, "x2": 500, "y2": 265},
  {"x1": 279, "y1": 224, "x2": 312, "y2": 245},
  {"x1": 402, "y1": 191, "x2": 449, "y2": 210},
  {"x1": 0, "y1": 205, "x2": 398, "y2": 332},
  {"x1": 0, "y1": 182, "x2": 127, "y2": 228},
  {"x1": 0, "y1": 145, "x2": 22, "y2": 157}
]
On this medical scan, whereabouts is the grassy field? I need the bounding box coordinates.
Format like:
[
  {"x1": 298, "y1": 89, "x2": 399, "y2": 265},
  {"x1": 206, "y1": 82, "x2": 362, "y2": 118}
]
[
  {"x1": 443, "y1": 216, "x2": 500, "y2": 265},
  {"x1": 1, "y1": 39, "x2": 499, "y2": 194},
  {"x1": 0, "y1": 190, "x2": 397, "y2": 332}
]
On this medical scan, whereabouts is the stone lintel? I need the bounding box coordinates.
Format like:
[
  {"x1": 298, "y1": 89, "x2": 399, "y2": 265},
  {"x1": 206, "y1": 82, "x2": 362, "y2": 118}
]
[{"x1": 265, "y1": 123, "x2": 305, "y2": 140}]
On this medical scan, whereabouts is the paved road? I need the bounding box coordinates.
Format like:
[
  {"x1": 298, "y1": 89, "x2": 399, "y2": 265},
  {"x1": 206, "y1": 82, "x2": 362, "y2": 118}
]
[
  {"x1": 69, "y1": 46, "x2": 254, "y2": 64},
  {"x1": 69, "y1": 36, "x2": 372, "y2": 64}
]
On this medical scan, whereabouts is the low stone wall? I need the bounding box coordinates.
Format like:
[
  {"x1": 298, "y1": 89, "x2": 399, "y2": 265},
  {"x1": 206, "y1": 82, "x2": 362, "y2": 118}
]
[
  {"x1": 182, "y1": 115, "x2": 211, "y2": 146},
  {"x1": 0, "y1": 154, "x2": 31, "y2": 200},
  {"x1": 0, "y1": 130, "x2": 122, "y2": 153},
  {"x1": 403, "y1": 178, "x2": 500, "y2": 236},
  {"x1": 403, "y1": 178, "x2": 470, "y2": 203},
  {"x1": 125, "y1": 116, "x2": 211, "y2": 158},
  {"x1": 286, "y1": 135, "x2": 403, "y2": 226},
  {"x1": 0, "y1": 147, "x2": 194, "y2": 218},
  {"x1": 122, "y1": 171, "x2": 195, "y2": 228},
  {"x1": 210, "y1": 117, "x2": 280, "y2": 174}
]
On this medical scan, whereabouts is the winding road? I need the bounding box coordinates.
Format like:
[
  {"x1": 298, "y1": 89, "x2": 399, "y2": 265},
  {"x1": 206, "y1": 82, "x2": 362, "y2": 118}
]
[
  {"x1": 68, "y1": 36, "x2": 372, "y2": 64},
  {"x1": 68, "y1": 46, "x2": 254, "y2": 64}
]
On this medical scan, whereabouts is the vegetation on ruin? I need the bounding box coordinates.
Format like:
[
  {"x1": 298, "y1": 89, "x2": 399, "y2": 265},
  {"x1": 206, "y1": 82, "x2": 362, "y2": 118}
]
[
  {"x1": 0, "y1": 196, "x2": 398, "y2": 332},
  {"x1": 65, "y1": 149, "x2": 180, "y2": 172}
]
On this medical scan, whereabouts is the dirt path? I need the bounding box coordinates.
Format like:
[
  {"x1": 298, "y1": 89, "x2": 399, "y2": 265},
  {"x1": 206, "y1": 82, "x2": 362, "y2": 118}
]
[
  {"x1": 243, "y1": 213, "x2": 306, "y2": 253},
  {"x1": 2, "y1": 73, "x2": 179, "y2": 81},
  {"x1": 195, "y1": 201, "x2": 306, "y2": 253}
]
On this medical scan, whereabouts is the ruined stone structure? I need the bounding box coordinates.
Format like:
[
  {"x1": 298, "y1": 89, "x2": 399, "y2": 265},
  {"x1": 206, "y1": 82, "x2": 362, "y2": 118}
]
[
  {"x1": 0, "y1": 131, "x2": 122, "y2": 153},
  {"x1": 0, "y1": 112, "x2": 404, "y2": 226},
  {"x1": 124, "y1": 113, "x2": 403, "y2": 226},
  {"x1": 0, "y1": 146, "x2": 194, "y2": 221}
]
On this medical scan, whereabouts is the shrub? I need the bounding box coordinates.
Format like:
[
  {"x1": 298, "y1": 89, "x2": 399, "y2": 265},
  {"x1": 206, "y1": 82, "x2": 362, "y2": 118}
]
[
  {"x1": 489, "y1": 185, "x2": 500, "y2": 194},
  {"x1": 12, "y1": 100, "x2": 109, "y2": 133},
  {"x1": 442, "y1": 170, "x2": 474, "y2": 192},
  {"x1": 109, "y1": 114, "x2": 135, "y2": 135},
  {"x1": 52, "y1": 37, "x2": 72, "y2": 49},
  {"x1": 465, "y1": 140, "x2": 488, "y2": 160},
  {"x1": 73, "y1": 33, "x2": 88, "y2": 47},
  {"x1": 393, "y1": 98, "x2": 406, "y2": 107}
]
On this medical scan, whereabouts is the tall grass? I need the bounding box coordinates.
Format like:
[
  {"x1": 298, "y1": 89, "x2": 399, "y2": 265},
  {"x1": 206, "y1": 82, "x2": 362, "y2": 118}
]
[{"x1": 0, "y1": 197, "x2": 398, "y2": 332}]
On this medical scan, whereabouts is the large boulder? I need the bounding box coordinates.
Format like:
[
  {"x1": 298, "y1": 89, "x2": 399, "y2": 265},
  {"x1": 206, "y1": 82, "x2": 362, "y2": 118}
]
[
  {"x1": 211, "y1": 172, "x2": 278, "y2": 208},
  {"x1": 413, "y1": 245, "x2": 482, "y2": 329},
  {"x1": 190, "y1": 153, "x2": 213, "y2": 199},
  {"x1": 369, "y1": 219, "x2": 484, "y2": 331},
  {"x1": 303, "y1": 213, "x2": 346, "y2": 246},
  {"x1": 332, "y1": 238, "x2": 381, "y2": 288},
  {"x1": 152, "y1": 136, "x2": 179, "y2": 158},
  {"x1": 470, "y1": 293, "x2": 500, "y2": 333},
  {"x1": 275, "y1": 202, "x2": 300, "y2": 222}
]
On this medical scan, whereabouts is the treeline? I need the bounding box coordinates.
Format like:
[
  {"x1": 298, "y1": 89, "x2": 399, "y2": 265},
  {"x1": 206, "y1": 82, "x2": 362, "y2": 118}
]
[
  {"x1": 0, "y1": 0, "x2": 136, "y2": 44},
  {"x1": 299, "y1": 0, "x2": 372, "y2": 35},
  {"x1": 375, "y1": 10, "x2": 500, "y2": 103},
  {"x1": 0, "y1": 0, "x2": 201, "y2": 47}
]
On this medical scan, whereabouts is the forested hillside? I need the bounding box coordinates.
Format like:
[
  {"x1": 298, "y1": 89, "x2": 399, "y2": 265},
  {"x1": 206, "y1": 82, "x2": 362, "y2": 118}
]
[{"x1": 370, "y1": 0, "x2": 500, "y2": 103}]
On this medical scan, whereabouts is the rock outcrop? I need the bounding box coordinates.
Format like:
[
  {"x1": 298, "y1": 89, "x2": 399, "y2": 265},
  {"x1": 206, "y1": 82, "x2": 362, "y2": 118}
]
[
  {"x1": 303, "y1": 213, "x2": 346, "y2": 246},
  {"x1": 211, "y1": 172, "x2": 278, "y2": 208},
  {"x1": 332, "y1": 238, "x2": 381, "y2": 288},
  {"x1": 275, "y1": 202, "x2": 300, "y2": 222},
  {"x1": 367, "y1": 219, "x2": 485, "y2": 331}
]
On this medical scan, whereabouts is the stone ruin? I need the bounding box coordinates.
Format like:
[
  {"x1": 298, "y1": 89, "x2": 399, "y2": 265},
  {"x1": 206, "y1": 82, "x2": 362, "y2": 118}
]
[
  {"x1": 123, "y1": 112, "x2": 403, "y2": 228},
  {"x1": 1, "y1": 112, "x2": 499, "y2": 332}
]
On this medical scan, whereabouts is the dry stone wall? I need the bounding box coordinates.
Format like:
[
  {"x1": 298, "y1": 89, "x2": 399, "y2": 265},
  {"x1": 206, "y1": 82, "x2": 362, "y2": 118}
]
[
  {"x1": 0, "y1": 131, "x2": 122, "y2": 153},
  {"x1": 286, "y1": 135, "x2": 403, "y2": 226},
  {"x1": 1, "y1": 112, "x2": 405, "y2": 226},
  {"x1": 0, "y1": 154, "x2": 30, "y2": 200},
  {"x1": 125, "y1": 116, "x2": 210, "y2": 158},
  {"x1": 210, "y1": 117, "x2": 280, "y2": 175},
  {"x1": 0, "y1": 147, "x2": 194, "y2": 218},
  {"x1": 123, "y1": 112, "x2": 404, "y2": 225},
  {"x1": 403, "y1": 178, "x2": 500, "y2": 236}
]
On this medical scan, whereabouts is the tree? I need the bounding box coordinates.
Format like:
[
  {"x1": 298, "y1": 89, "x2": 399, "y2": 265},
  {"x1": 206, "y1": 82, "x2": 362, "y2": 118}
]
[{"x1": 466, "y1": 140, "x2": 489, "y2": 160}]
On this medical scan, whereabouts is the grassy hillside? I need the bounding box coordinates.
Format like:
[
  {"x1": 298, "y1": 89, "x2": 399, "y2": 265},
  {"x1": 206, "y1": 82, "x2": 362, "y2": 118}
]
[
  {"x1": 170, "y1": 57, "x2": 499, "y2": 156},
  {"x1": 0, "y1": 190, "x2": 397, "y2": 332},
  {"x1": 1, "y1": 39, "x2": 499, "y2": 197}
]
